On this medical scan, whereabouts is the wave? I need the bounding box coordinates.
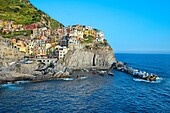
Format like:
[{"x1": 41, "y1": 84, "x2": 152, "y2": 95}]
[
  {"x1": 133, "y1": 78, "x2": 163, "y2": 83},
  {"x1": 15, "y1": 80, "x2": 30, "y2": 84},
  {"x1": 8, "y1": 86, "x2": 23, "y2": 90},
  {"x1": 0, "y1": 83, "x2": 23, "y2": 90},
  {"x1": 61, "y1": 76, "x2": 88, "y2": 81},
  {"x1": 62, "y1": 78, "x2": 74, "y2": 81},
  {"x1": 78, "y1": 77, "x2": 88, "y2": 80},
  {"x1": 1, "y1": 83, "x2": 15, "y2": 87}
]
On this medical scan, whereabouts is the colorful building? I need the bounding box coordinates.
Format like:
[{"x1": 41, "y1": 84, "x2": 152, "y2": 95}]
[
  {"x1": 23, "y1": 23, "x2": 38, "y2": 30},
  {"x1": 55, "y1": 45, "x2": 69, "y2": 59},
  {"x1": 68, "y1": 36, "x2": 83, "y2": 50}
]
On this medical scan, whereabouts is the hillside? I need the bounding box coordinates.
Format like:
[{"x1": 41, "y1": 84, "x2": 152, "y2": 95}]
[
  {"x1": 0, "y1": 0, "x2": 64, "y2": 29},
  {"x1": 0, "y1": 0, "x2": 116, "y2": 69}
]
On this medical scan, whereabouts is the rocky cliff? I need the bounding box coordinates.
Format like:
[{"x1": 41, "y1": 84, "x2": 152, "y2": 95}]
[
  {"x1": 63, "y1": 49, "x2": 116, "y2": 69},
  {"x1": 0, "y1": 37, "x2": 24, "y2": 68}
]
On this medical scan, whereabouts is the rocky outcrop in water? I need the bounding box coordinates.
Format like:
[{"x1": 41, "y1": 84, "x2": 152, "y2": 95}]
[
  {"x1": 0, "y1": 61, "x2": 72, "y2": 84},
  {"x1": 114, "y1": 62, "x2": 159, "y2": 82},
  {"x1": 63, "y1": 49, "x2": 116, "y2": 69}
]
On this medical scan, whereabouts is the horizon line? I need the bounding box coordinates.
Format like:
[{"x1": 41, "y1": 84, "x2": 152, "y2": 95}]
[{"x1": 115, "y1": 51, "x2": 170, "y2": 54}]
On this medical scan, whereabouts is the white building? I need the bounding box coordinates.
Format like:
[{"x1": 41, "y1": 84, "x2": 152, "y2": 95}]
[
  {"x1": 96, "y1": 37, "x2": 104, "y2": 42},
  {"x1": 85, "y1": 26, "x2": 92, "y2": 30},
  {"x1": 55, "y1": 45, "x2": 69, "y2": 59},
  {"x1": 68, "y1": 37, "x2": 83, "y2": 50},
  {"x1": 96, "y1": 31, "x2": 104, "y2": 42},
  {"x1": 69, "y1": 30, "x2": 77, "y2": 37},
  {"x1": 96, "y1": 31, "x2": 104, "y2": 38},
  {"x1": 77, "y1": 31, "x2": 84, "y2": 39}
]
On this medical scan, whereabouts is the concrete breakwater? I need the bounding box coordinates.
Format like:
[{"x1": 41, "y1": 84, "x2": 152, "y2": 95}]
[{"x1": 112, "y1": 62, "x2": 159, "y2": 81}]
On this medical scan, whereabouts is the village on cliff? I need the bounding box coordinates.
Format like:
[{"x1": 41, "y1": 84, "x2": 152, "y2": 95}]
[
  {"x1": 0, "y1": 20, "x2": 107, "y2": 63},
  {"x1": 0, "y1": 21, "x2": 159, "y2": 83}
]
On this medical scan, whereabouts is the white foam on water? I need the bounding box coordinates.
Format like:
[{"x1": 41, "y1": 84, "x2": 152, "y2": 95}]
[
  {"x1": 133, "y1": 78, "x2": 163, "y2": 83},
  {"x1": 156, "y1": 77, "x2": 163, "y2": 80},
  {"x1": 62, "y1": 78, "x2": 74, "y2": 81},
  {"x1": 1, "y1": 83, "x2": 23, "y2": 90},
  {"x1": 15, "y1": 80, "x2": 30, "y2": 84},
  {"x1": 1, "y1": 83, "x2": 15, "y2": 87},
  {"x1": 8, "y1": 86, "x2": 23, "y2": 90},
  {"x1": 80, "y1": 77, "x2": 88, "y2": 79}
]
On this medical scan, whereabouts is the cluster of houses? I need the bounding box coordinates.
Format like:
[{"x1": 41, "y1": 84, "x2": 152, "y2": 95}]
[
  {"x1": 61, "y1": 24, "x2": 105, "y2": 50},
  {"x1": 0, "y1": 20, "x2": 105, "y2": 60},
  {"x1": 0, "y1": 20, "x2": 23, "y2": 34}
]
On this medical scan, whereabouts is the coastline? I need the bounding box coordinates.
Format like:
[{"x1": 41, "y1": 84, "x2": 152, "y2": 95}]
[
  {"x1": 0, "y1": 62, "x2": 112, "y2": 85},
  {"x1": 0, "y1": 59, "x2": 160, "y2": 85},
  {"x1": 0, "y1": 69, "x2": 111, "y2": 85}
]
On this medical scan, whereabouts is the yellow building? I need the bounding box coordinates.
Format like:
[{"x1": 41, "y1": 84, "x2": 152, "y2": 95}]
[
  {"x1": 84, "y1": 30, "x2": 89, "y2": 36},
  {"x1": 19, "y1": 46, "x2": 27, "y2": 53},
  {"x1": 46, "y1": 29, "x2": 51, "y2": 36},
  {"x1": 2, "y1": 21, "x2": 7, "y2": 27},
  {"x1": 91, "y1": 30, "x2": 96, "y2": 37},
  {"x1": 83, "y1": 29, "x2": 96, "y2": 37},
  {"x1": 13, "y1": 40, "x2": 27, "y2": 53}
]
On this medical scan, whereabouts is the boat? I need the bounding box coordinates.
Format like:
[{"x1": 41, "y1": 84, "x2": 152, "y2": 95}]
[
  {"x1": 15, "y1": 80, "x2": 30, "y2": 84},
  {"x1": 79, "y1": 76, "x2": 88, "y2": 80},
  {"x1": 9, "y1": 61, "x2": 16, "y2": 66},
  {"x1": 25, "y1": 60, "x2": 33, "y2": 64},
  {"x1": 62, "y1": 78, "x2": 74, "y2": 81},
  {"x1": 108, "y1": 71, "x2": 114, "y2": 76},
  {"x1": 98, "y1": 71, "x2": 105, "y2": 76},
  {"x1": 92, "y1": 71, "x2": 97, "y2": 74},
  {"x1": 76, "y1": 75, "x2": 87, "y2": 80}
]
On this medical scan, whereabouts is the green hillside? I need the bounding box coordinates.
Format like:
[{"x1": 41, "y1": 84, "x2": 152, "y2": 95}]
[{"x1": 0, "y1": 0, "x2": 64, "y2": 29}]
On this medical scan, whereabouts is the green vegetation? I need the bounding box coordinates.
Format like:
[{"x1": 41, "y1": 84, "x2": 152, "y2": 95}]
[
  {"x1": 85, "y1": 45, "x2": 91, "y2": 49},
  {"x1": 0, "y1": 0, "x2": 63, "y2": 28},
  {"x1": 0, "y1": 30, "x2": 32, "y2": 38},
  {"x1": 82, "y1": 36, "x2": 94, "y2": 43}
]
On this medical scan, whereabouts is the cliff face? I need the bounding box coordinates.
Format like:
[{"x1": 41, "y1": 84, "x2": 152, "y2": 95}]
[{"x1": 63, "y1": 49, "x2": 116, "y2": 69}]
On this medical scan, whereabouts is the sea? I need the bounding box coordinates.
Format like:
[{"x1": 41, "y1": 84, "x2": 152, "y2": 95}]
[{"x1": 0, "y1": 53, "x2": 170, "y2": 113}]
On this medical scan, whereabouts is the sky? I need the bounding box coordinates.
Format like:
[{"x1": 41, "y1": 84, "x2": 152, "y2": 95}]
[{"x1": 30, "y1": 0, "x2": 170, "y2": 53}]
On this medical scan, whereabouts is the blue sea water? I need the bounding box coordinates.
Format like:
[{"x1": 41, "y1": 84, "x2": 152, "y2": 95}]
[{"x1": 0, "y1": 53, "x2": 170, "y2": 113}]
